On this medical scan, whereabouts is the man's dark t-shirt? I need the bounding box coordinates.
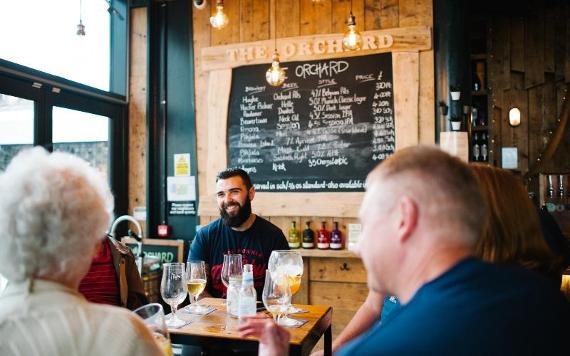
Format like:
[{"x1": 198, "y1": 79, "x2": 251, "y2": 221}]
[
  {"x1": 189, "y1": 216, "x2": 289, "y2": 299},
  {"x1": 338, "y1": 258, "x2": 570, "y2": 355}
]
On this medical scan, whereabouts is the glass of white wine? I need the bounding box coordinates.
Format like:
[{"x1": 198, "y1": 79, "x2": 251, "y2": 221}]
[
  {"x1": 185, "y1": 260, "x2": 208, "y2": 314},
  {"x1": 262, "y1": 270, "x2": 291, "y2": 324},
  {"x1": 133, "y1": 303, "x2": 173, "y2": 356},
  {"x1": 160, "y1": 262, "x2": 187, "y2": 328},
  {"x1": 268, "y1": 250, "x2": 304, "y2": 326}
]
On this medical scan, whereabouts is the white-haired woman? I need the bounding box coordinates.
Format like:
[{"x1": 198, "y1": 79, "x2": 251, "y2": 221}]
[{"x1": 0, "y1": 147, "x2": 161, "y2": 356}]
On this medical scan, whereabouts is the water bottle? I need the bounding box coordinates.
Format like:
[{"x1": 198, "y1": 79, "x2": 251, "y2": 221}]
[{"x1": 237, "y1": 264, "x2": 256, "y2": 319}]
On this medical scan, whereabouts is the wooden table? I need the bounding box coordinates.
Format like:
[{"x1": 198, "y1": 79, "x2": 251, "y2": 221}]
[{"x1": 169, "y1": 298, "x2": 332, "y2": 356}]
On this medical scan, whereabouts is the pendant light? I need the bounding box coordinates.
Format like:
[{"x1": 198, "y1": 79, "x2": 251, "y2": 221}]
[
  {"x1": 210, "y1": 0, "x2": 229, "y2": 29},
  {"x1": 77, "y1": 0, "x2": 86, "y2": 36},
  {"x1": 342, "y1": 1, "x2": 362, "y2": 51},
  {"x1": 266, "y1": 0, "x2": 285, "y2": 86}
]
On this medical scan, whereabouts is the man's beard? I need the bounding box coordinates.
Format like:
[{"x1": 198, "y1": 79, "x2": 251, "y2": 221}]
[{"x1": 220, "y1": 197, "x2": 252, "y2": 227}]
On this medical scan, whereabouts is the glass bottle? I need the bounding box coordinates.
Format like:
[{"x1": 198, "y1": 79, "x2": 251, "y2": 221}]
[
  {"x1": 558, "y1": 175, "x2": 566, "y2": 212},
  {"x1": 330, "y1": 221, "x2": 343, "y2": 250},
  {"x1": 237, "y1": 264, "x2": 256, "y2": 319},
  {"x1": 481, "y1": 132, "x2": 488, "y2": 162},
  {"x1": 473, "y1": 133, "x2": 480, "y2": 161},
  {"x1": 317, "y1": 221, "x2": 330, "y2": 250},
  {"x1": 288, "y1": 221, "x2": 300, "y2": 249},
  {"x1": 302, "y1": 221, "x2": 315, "y2": 249}
]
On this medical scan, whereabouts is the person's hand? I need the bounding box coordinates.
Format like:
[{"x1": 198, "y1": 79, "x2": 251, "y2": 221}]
[{"x1": 238, "y1": 316, "x2": 290, "y2": 356}]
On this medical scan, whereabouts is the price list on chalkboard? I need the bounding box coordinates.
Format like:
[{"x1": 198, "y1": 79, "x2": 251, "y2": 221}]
[{"x1": 228, "y1": 53, "x2": 395, "y2": 192}]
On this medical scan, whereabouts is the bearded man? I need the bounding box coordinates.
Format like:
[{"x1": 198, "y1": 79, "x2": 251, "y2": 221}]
[{"x1": 189, "y1": 168, "x2": 289, "y2": 299}]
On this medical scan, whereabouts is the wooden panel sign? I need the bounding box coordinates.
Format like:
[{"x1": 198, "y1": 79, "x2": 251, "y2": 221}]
[
  {"x1": 227, "y1": 53, "x2": 395, "y2": 192},
  {"x1": 122, "y1": 238, "x2": 185, "y2": 263}
]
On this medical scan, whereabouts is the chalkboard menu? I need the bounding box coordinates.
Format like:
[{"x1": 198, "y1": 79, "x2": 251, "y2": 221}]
[{"x1": 228, "y1": 53, "x2": 395, "y2": 192}]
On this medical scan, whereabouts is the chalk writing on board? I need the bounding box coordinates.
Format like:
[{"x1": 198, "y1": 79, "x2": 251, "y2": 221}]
[{"x1": 228, "y1": 53, "x2": 395, "y2": 192}]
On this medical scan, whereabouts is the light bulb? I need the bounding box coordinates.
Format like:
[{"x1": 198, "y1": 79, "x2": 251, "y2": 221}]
[
  {"x1": 342, "y1": 13, "x2": 362, "y2": 51},
  {"x1": 210, "y1": 4, "x2": 229, "y2": 29},
  {"x1": 509, "y1": 107, "x2": 521, "y2": 127},
  {"x1": 76, "y1": 20, "x2": 86, "y2": 36},
  {"x1": 266, "y1": 51, "x2": 286, "y2": 87}
]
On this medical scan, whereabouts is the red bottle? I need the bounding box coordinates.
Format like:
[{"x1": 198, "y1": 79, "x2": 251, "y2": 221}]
[{"x1": 317, "y1": 221, "x2": 330, "y2": 250}]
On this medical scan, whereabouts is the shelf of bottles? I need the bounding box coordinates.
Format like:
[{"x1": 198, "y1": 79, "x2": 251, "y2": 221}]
[
  {"x1": 287, "y1": 221, "x2": 344, "y2": 251},
  {"x1": 469, "y1": 56, "x2": 489, "y2": 163}
]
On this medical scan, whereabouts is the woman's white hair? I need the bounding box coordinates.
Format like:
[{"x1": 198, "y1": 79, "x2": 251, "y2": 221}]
[{"x1": 0, "y1": 147, "x2": 114, "y2": 284}]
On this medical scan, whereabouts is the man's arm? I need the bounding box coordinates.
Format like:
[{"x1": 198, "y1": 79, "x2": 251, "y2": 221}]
[{"x1": 329, "y1": 290, "x2": 384, "y2": 354}]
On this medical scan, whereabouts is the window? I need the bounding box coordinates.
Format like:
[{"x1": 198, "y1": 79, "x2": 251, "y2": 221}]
[
  {"x1": 0, "y1": 94, "x2": 34, "y2": 170},
  {"x1": 53, "y1": 107, "x2": 110, "y2": 179},
  {"x1": 0, "y1": 0, "x2": 112, "y2": 91},
  {"x1": 0, "y1": 1, "x2": 128, "y2": 215}
]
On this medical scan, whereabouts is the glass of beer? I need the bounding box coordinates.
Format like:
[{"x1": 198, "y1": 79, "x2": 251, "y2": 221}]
[
  {"x1": 185, "y1": 260, "x2": 208, "y2": 314},
  {"x1": 268, "y1": 250, "x2": 304, "y2": 326},
  {"x1": 133, "y1": 303, "x2": 173, "y2": 356}
]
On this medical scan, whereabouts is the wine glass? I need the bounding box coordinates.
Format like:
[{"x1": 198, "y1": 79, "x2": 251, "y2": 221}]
[
  {"x1": 268, "y1": 250, "x2": 304, "y2": 326},
  {"x1": 185, "y1": 260, "x2": 208, "y2": 314},
  {"x1": 262, "y1": 270, "x2": 291, "y2": 324},
  {"x1": 160, "y1": 262, "x2": 187, "y2": 328},
  {"x1": 133, "y1": 303, "x2": 173, "y2": 356},
  {"x1": 221, "y1": 254, "x2": 243, "y2": 292}
]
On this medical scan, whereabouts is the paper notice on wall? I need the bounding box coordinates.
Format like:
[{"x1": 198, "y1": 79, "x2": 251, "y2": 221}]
[
  {"x1": 167, "y1": 176, "x2": 196, "y2": 201},
  {"x1": 174, "y1": 153, "x2": 191, "y2": 177},
  {"x1": 501, "y1": 147, "x2": 518, "y2": 169}
]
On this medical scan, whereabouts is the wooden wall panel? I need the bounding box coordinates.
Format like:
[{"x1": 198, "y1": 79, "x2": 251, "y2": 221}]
[
  {"x1": 510, "y1": 17, "x2": 524, "y2": 72},
  {"x1": 524, "y1": 5, "x2": 544, "y2": 88},
  {"x1": 300, "y1": 0, "x2": 332, "y2": 36},
  {"x1": 240, "y1": 0, "x2": 270, "y2": 42},
  {"x1": 275, "y1": 0, "x2": 300, "y2": 38},
  {"x1": 194, "y1": 1, "x2": 213, "y2": 225},
  {"x1": 332, "y1": 0, "x2": 365, "y2": 34},
  {"x1": 486, "y1": 1, "x2": 570, "y2": 177},
  {"x1": 128, "y1": 7, "x2": 148, "y2": 233}
]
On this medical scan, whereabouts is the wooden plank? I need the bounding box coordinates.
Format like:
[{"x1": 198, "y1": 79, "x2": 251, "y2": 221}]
[
  {"x1": 544, "y1": 5, "x2": 555, "y2": 73},
  {"x1": 332, "y1": 0, "x2": 351, "y2": 34},
  {"x1": 201, "y1": 26, "x2": 432, "y2": 71},
  {"x1": 205, "y1": 69, "x2": 232, "y2": 196},
  {"x1": 524, "y1": 3, "x2": 544, "y2": 88},
  {"x1": 300, "y1": 0, "x2": 332, "y2": 36},
  {"x1": 309, "y1": 281, "x2": 368, "y2": 310},
  {"x1": 510, "y1": 16, "x2": 524, "y2": 72},
  {"x1": 198, "y1": 192, "x2": 364, "y2": 217},
  {"x1": 211, "y1": 0, "x2": 240, "y2": 45},
  {"x1": 309, "y1": 257, "x2": 367, "y2": 283},
  {"x1": 240, "y1": 0, "x2": 270, "y2": 42},
  {"x1": 511, "y1": 86, "x2": 529, "y2": 174},
  {"x1": 275, "y1": 0, "x2": 300, "y2": 38},
  {"x1": 566, "y1": 3, "x2": 570, "y2": 83},
  {"x1": 379, "y1": 0, "x2": 399, "y2": 29},
  {"x1": 365, "y1": 0, "x2": 399, "y2": 31},
  {"x1": 528, "y1": 86, "x2": 544, "y2": 167},
  {"x1": 364, "y1": 0, "x2": 381, "y2": 31},
  {"x1": 393, "y1": 51, "x2": 420, "y2": 149},
  {"x1": 128, "y1": 7, "x2": 147, "y2": 230},
  {"x1": 193, "y1": 0, "x2": 213, "y2": 207},
  {"x1": 553, "y1": 2, "x2": 566, "y2": 81},
  {"x1": 419, "y1": 50, "x2": 435, "y2": 144},
  {"x1": 542, "y1": 74, "x2": 557, "y2": 148},
  {"x1": 399, "y1": 0, "x2": 431, "y2": 27}
]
